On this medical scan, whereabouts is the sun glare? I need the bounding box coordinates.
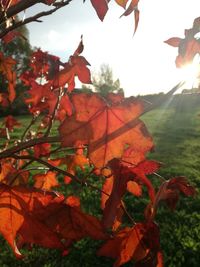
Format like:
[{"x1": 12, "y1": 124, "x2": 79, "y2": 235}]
[{"x1": 179, "y1": 54, "x2": 200, "y2": 89}]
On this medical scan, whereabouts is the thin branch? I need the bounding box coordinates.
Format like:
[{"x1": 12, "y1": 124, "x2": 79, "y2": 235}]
[
  {"x1": 0, "y1": 135, "x2": 60, "y2": 159},
  {"x1": 44, "y1": 88, "x2": 63, "y2": 137},
  {"x1": 21, "y1": 115, "x2": 38, "y2": 142},
  {"x1": 12, "y1": 154, "x2": 82, "y2": 183},
  {"x1": 0, "y1": 0, "x2": 73, "y2": 38}
]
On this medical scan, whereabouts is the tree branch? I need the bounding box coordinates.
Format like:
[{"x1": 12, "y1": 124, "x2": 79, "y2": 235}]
[
  {"x1": 0, "y1": 0, "x2": 73, "y2": 38},
  {"x1": 12, "y1": 154, "x2": 82, "y2": 183},
  {"x1": 0, "y1": 136, "x2": 60, "y2": 159}
]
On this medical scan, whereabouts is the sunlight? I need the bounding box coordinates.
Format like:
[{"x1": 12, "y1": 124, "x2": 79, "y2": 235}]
[{"x1": 179, "y1": 54, "x2": 200, "y2": 89}]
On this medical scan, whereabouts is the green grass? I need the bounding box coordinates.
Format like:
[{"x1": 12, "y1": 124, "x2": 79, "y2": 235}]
[{"x1": 1, "y1": 94, "x2": 200, "y2": 266}]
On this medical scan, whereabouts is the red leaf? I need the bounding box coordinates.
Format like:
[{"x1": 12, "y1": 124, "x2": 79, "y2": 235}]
[
  {"x1": 164, "y1": 37, "x2": 183, "y2": 47},
  {"x1": 98, "y1": 222, "x2": 160, "y2": 267},
  {"x1": 34, "y1": 142, "x2": 51, "y2": 158},
  {"x1": 33, "y1": 171, "x2": 59, "y2": 190},
  {"x1": 134, "y1": 9, "x2": 140, "y2": 34},
  {"x1": 90, "y1": 0, "x2": 108, "y2": 21},
  {"x1": 4, "y1": 115, "x2": 21, "y2": 131},
  {"x1": 59, "y1": 93, "x2": 153, "y2": 168},
  {"x1": 66, "y1": 196, "x2": 80, "y2": 207},
  {"x1": 154, "y1": 176, "x2": 196, "y2": 211},
  {"x1": 120, "y1": 0, "x2": 139, "y2": 17},
  {"x1": 56, "y1": 95, "x2": 73, "y2": 121},
  {"x1": 0, "y1": 52, "x2": 16, "y2": 102},
  {"x1": 0, "y1": 185, "x2": 64, "y2": 257},
  {"x1": 2, "y1": 30, "x2": 26, "y2": 44},
  {"x1": 73, "y1": 36, "x2": 84, "y2": 56}
]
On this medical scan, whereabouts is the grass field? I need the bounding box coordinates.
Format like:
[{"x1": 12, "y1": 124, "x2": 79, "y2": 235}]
[{"x1": 0, "y1": 94, "x2": 200, "y2": 266}]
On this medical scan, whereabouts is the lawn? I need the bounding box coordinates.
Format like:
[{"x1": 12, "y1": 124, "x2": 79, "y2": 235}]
[{"x1": 0, "y1": 93, "x2": 200, "y2": 266}]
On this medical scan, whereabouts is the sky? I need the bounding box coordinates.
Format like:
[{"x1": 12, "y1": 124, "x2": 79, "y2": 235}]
[{"x1": 25, "y1": 0, "x2": 200, "y2": 96}]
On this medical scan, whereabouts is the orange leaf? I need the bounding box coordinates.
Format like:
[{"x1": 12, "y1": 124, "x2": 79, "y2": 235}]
[
  {"x1": 98, "y1": 222, "x2": 161, "y2": 267},
  {"x1": 0, "y1": 185, "x2": 63, "y2": 257},
  {"x1": 33, "y1": 171, "x2": 59, "y2": 190},
  {"x1": 0, "y1": 52, "x2": 16, "y2": 102},
  {"x1": 115, "y1": 0, "x2": 129, "y2": 8},
  {"x1": 66, "y1": 195, "x2": 80, "y2": 207},
  {"x1": 98, "y1": 224, "x2": 145, "y2": 266},
  {"x1": 127, "y1": 180, "x2": 142, "y2": 196},
  {"x1": 46, "y1": 204, "x2": 107, "y2": 241},
  {"x1": 59, "y1": 93, "x2": 153, "y2": 168}
]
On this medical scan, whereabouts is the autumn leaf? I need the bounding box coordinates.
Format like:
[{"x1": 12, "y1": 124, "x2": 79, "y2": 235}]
[
  {"x1": 2, "y1": 30, "x2": 26, "y2": 44},
  {"x1": 0, "y1": 185, "x2": 64, "y2": 258},
  {"x1": 153, "y1": 176, "x2": 196, "y2": 211},
  {"x1": 65, "y1": 153, "x2": 89, "y2": 176},
  {"x1": 66, "y1": 195, "x2": 80, "y2": 207},
  {"x1": 90, "y1": 0, "x2": 108, "y2": 21},
  {"x1": 120, "y1": 0, "x2": 139, "y2": 17},
  {"x1": 73, "y1": 36, "x2": 84, "y2": 56},
  {"x1": 0, "y1": 52, "x2": 16, "y2": 102},
  {"x1": 127, "y1": 180, "x2": 142, "y2": 196},
  {"x1": 97, "y1": 222, "x2": 162, "y2": 267},
  {"x1": 52, "y1": 56, "x2": 91, "y2": 91},
  {"x1": 34, "y1": 142, "x2": 51, "y2": 158},
  {"x1": 101, "y1": 159, "x2": 132, "y2": 228},
  {"x1": 45, "y1": 202, "x2": 108, "y2": 242},
  {"x1": 115, "y1": 0, "x2": 129, "y2": 9},
  {"x1": 59, "y1": 93, "x2": 153, "y2": 168},
  {"x1": 33, "y1": 171, "x2": 59, "y2": 190},
  {"x1": 56, "y1": 95, "x2": 73, "y2": 121},
  {"x1": 98, "y1": 222, "x2": 160, "y2": 267},
  {"x1": 101, "y1": 159, "x2": 160, "y2": 228},
  {"x1": 164, "y1": 37, "x2": 183, "y2": 47},
  {"x1": 3, "y1": 115, "x2": 21, "y2": 131},
  {"x1": 0, "y1": 160, "x2": 15, "y2": 183},
  {"x1": 175, "y1": 39, "x2": 200, "y2": 67}
]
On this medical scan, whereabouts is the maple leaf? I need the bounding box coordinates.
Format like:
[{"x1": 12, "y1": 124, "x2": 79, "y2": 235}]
[
  {"x1": 153, "y1": 176, "x2": 196, "y2": 211},
  {"x1": 66, "y1": 195, "x2": 81, "y2": 207},
  {"x1": 34, "y1": 142, "x2": 51, "y2": 158},
  {"x1": 2, "y1": 30, "x2": 26, "y2": 44},
  {"x1": 98, "y1": 222, "x2": 161, "y2": 267},
  {"x1": 52, "y1": 56, "x2": 91, "y2": 91},
  {"x1": 127, "y1": 160, "x2": 161, "y2": 203},
  {"x1": 65, "y1": 153, "x2": 89, "y2": 176},
  {"x1": 90, "y1": 0, "x2": 108, "y2": 21},
  {"x1": 0, "y1": 52, "x2": 16, "y2": 102},
  {"x1": 0, "y1": 160, "x2": 15, "y2": 183},
  {"x1": 175, "y1": 39, "x2": 200, "y2": 67},
  {"x1": 33, "y1": 171, "x2": 59, "y2": 190},
  {"x1": 0, "y1": 159, "x2": 29, "y2": 186},
  {"x1": 44, "y1": 202, "x2": 108, "y2": 242},
  {"x1": 0, "y1": 185, "x2": 64, "y2": 258},
  {"x1": 56, "y1": 95, "x2": 73, "y2": 121},
  {"x1": 3, "y1": 115, "x2": 21, "y2": 131},
  {"x1": 59, "y1": 93, "x2": 153, "y2": 168},
  {"x1": 101, "y1": 159, "x2": 160, "y2": 228}
]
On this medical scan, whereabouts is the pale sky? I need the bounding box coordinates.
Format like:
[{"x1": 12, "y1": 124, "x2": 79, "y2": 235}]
[{"x1": 26, "y1": 0, "x2": 200, "y2": 96}]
